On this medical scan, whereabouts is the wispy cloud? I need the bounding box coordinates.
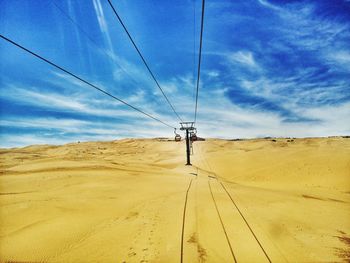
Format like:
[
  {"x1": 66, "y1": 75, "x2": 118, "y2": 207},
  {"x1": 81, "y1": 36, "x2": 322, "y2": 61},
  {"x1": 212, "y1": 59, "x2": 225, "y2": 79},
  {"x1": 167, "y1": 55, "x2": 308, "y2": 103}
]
[
  {"x1": 228, "y1": 51, "x2": 259, "y2": 69},
  {"x1": 325, "y1": 50, "x2": 350, "y2": 69},
  {"x1": 256, "y1": 0, "x2": 281, "y2": 11},
  {"x1": 1, "y1": 83, "x2": 173, "y2": 123}
]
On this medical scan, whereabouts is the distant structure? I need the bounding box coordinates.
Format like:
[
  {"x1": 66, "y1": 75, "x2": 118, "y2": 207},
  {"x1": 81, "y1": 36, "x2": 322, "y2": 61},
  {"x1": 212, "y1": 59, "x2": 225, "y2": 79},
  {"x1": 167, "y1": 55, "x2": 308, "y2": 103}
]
[{"x1": 179, "y1": 122, "x2": 196, "y2": 165}]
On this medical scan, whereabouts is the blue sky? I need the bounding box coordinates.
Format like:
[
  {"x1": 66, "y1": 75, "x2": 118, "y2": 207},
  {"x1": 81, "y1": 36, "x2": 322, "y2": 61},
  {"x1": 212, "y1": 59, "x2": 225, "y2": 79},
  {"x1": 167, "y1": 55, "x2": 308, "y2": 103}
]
[{"x1": 0, "y1": 0, "x2": 350, "y2": 147}]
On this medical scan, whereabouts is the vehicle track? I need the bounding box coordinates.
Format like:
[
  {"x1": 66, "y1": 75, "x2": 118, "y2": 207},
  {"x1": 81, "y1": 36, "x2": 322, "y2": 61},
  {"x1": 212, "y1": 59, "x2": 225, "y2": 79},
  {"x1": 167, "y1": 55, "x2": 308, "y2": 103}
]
[
  {"x1": 208, "y1": 179, "x2": 237, "y2": 263},
  {"x1": 180, "y1": 178, "x2": 193, "y2": 263},
  {"x1": 198, "y1": 144, "x2": 272, "y2": 263},
  {"x1": 220, "y1": 181, "x2": 272, "y2": 262}
]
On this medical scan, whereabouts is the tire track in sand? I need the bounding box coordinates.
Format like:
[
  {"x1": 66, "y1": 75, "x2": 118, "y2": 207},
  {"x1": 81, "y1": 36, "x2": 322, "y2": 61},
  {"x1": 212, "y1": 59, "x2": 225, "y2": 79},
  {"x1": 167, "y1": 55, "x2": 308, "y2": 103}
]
[
  {"x1": 180, "y1": 178, "x2": 193, "y2": 263},
  {"x1": 197, "y1": 142, "x2": 274, "y2": 262},
  {"x1": 208, "y1": 179, "x2": 237, "y2": 263}
]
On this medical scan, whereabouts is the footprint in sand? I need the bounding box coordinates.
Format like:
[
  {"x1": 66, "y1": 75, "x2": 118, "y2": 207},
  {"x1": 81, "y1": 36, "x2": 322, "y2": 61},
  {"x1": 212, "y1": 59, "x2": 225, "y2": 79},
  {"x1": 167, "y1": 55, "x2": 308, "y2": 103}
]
[{"x1": 128, "y1": 251, "x2": 136, "y2": 257}]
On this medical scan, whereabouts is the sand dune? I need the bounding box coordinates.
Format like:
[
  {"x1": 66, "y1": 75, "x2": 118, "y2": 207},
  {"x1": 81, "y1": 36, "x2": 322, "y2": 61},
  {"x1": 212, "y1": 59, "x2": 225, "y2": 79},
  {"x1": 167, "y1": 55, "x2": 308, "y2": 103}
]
[{"x1": 0, "y1": 137, "x2": 349, "y2": 262}]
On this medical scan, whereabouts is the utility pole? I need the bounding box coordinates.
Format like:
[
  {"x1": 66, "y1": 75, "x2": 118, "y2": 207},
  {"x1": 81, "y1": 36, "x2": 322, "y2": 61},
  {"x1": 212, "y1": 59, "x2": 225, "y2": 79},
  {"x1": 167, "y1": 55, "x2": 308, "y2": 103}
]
[
  {"x1": 186, "y1": 129, "x2": 191, "y2": 165},
  {"x1": 180, "y1": 122, "x2": 195, "y2": 165}
]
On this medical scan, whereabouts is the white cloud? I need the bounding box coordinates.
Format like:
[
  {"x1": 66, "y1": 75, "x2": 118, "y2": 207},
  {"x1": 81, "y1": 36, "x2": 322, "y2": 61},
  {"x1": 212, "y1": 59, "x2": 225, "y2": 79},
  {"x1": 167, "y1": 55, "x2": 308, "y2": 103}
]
[
  {"x1": 0, "y1": 135, "x2": 68, "y2": 148},
  {"x1": 302, "y1": 102, "x2": 350, "y2": 128},
  {"x1": 206, "y1": 70, "x2": 220, "y2": 78},
  {"x1": 195, "y1": 102, "x2": 350, "y2": 139},
  {"x1": 258, "y1": 0, "x2": 280, "y2": 10},
  {"x1": 256, "y1": 0, "x2": 281, "y2": 11},
  {"x1": 109, "y1": 53, "x2": 153, "y2": 87},
  {"x1": 229, "y1": 51, "x2": 259, "y2": 69},
  {"x1": 0, "y1": 115, "x2": 174, "y2": 148},
  {"x1": 1, "y1": 84, "x2": 173, "y2": 123},
  {"x1": 2, "y1": 71, "x2": 350, "y2": 148},
  {"x1": 325, "y1": 50, "x2": 350, "y2": 70},
  {"x1": 270, "y1": 2, "x2": 349, "y2": 54},
  {"x1": 0, "y1": 118, "x2": 88, "y2": 132}
]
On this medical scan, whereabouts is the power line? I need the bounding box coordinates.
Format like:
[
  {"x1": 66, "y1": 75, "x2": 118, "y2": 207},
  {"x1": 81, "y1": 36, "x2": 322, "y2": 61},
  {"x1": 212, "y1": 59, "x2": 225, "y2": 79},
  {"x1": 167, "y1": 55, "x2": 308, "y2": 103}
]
[
  {"x1": 52, "y1": 1, "x2": 99, "y2": 53},
  {"x1": 192, "y1": 0, "x2": 196, "y2": 104},
  {"x1": 0, "y1": 34, "x2": 176, "y2": 129},
  {"x1": 194, "y1": 0, "x2": 205, "y2": 123},
  {"x1": 105, "y1": 0, "x2": 183, "y2": 123},
  {"x1": 51, "y1": 0, "x2": 141, "y2": 88}
]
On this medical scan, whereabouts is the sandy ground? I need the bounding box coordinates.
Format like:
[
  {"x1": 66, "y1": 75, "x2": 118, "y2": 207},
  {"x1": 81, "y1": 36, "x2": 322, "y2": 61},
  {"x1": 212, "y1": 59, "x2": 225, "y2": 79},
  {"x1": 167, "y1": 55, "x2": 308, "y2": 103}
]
[{"x1": 0, "y1": 137, "x2": 349, "y2": 262}]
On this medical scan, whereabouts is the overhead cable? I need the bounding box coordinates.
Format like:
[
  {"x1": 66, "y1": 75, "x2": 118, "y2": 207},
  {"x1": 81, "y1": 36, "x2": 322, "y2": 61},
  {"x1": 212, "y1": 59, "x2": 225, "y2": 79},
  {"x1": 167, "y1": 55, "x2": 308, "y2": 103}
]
[
  {"x1": 0, "y1": 34, "x2": 176, "y2": 129},
  {"x1": 51, "y1": 0, "x2": 141, "y2": 87},
  {"x1": 106, "y1": 0, "x2": 183, "y2": 123},
  {"x1": 194, "y1": 0, "x2": 205, "y2": 123}
]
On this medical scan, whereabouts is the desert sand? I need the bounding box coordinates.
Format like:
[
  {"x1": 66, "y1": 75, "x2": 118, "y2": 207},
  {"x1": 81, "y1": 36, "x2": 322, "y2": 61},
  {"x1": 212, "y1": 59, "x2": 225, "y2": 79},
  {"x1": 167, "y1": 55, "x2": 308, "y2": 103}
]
[{"x1": 0, "y1": 137, "x2": 349, "y2": 262}]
